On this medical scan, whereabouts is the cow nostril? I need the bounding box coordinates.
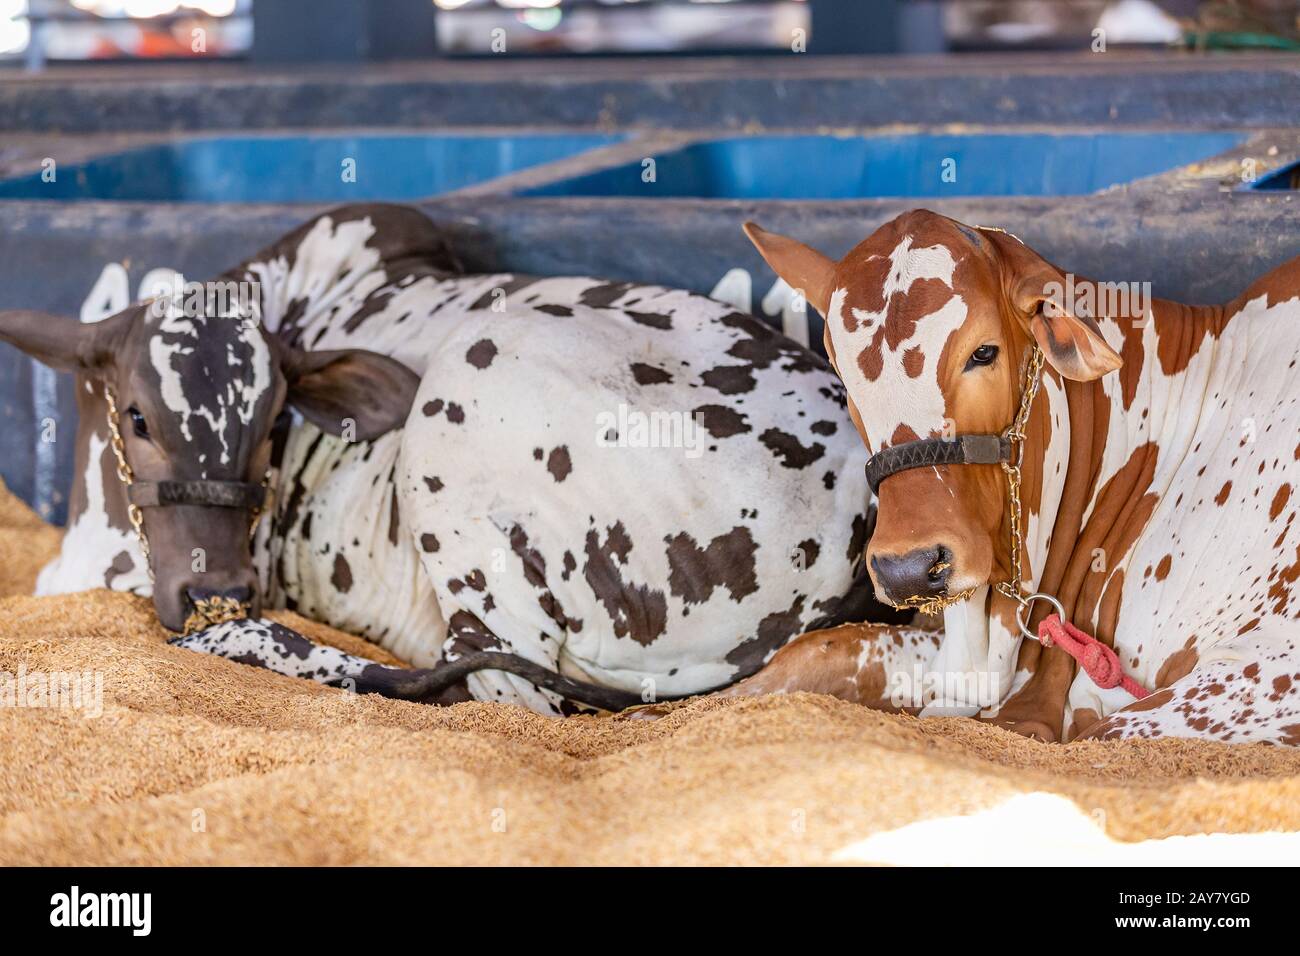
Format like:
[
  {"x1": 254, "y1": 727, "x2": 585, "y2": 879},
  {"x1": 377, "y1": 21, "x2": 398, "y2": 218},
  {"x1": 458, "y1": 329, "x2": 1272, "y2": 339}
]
[
  {"x1": 927, "y1": 547, "x2": 952, "y2": 584},
  {"x1": 225, "y1": 586, "x2": 253, "y2": 606},
  {"x1": 872, "y1": 546, "x2": 951, "y2": 603}
]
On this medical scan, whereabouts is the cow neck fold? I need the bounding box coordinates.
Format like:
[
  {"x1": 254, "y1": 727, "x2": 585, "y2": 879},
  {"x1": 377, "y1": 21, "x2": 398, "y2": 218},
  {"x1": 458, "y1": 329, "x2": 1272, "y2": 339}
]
[{"x1": 986, "y1": 293, "x2": 1229, "y2": 739}]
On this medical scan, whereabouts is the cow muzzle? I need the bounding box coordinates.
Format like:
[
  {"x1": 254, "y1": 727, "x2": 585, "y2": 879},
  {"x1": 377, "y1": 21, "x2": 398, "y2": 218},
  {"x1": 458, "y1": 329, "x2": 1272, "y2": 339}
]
[
  {"x1": 102, "y1": 387, "x2": 273, "y2": 635},
  {"x1": 183, "y1": 586, "x2": 257, "y2": 635},
  {"x1": 870, "y1": 546, "x2": 953, "y2": 607}
]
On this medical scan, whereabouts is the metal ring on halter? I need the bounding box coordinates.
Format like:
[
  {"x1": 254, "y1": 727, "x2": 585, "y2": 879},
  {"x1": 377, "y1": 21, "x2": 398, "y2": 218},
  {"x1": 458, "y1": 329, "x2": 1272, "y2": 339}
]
[{"x1": 1015, "y1": 592, "x2": 1065, "y2": 642}]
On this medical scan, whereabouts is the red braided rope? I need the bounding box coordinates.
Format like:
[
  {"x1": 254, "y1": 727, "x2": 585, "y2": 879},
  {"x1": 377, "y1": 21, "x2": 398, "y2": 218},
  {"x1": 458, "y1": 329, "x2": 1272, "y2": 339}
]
[{"x1": 1037, "y1": 614, "x2": 1150, "y2": 699}]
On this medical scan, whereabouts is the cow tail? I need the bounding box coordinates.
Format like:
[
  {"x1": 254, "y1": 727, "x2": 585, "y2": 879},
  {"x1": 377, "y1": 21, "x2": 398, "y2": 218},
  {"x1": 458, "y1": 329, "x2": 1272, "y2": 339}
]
[
  {"x1": 388, "y1": 652, "x2": 666, "y2": 713},
  {"x1": 399, "y1": 572, "x2": 910, "y2": 712},
  {"x1": 387, "y1": 565, "x2": 910, "y2": 712}
]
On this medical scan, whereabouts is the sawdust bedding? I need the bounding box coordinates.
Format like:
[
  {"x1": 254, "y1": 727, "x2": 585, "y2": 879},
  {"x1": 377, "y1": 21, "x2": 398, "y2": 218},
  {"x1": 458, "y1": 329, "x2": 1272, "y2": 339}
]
[{"x1": 1, "y1": 481, "x2": 1297, "y2": 865}]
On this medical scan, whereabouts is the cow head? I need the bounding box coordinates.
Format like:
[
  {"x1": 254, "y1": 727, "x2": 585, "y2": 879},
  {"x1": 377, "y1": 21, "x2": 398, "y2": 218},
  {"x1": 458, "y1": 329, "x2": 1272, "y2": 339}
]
[
  {"x1": 746, "y1": 210, "x2": 1122, "y2": 607},
  {"x1": 0, "y1": 300, "x2": 418, "y2": 632}
]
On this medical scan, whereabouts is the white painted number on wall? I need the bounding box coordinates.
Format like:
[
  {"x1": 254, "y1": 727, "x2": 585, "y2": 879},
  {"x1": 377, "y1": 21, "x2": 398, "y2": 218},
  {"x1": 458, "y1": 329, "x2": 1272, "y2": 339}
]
[{"x1": 80, "y1": 263, "x2": 185, "y2": 324}]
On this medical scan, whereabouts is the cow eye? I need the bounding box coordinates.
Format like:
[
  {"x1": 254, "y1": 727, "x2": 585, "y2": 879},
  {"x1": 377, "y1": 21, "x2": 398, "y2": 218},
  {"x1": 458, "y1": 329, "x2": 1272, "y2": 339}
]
[
  {"x1": 127, "y1": 406, "x2": 150, "y2": 440},
  {"x1": 965, "y1": 344, "x2": 999, "y2": 371}
]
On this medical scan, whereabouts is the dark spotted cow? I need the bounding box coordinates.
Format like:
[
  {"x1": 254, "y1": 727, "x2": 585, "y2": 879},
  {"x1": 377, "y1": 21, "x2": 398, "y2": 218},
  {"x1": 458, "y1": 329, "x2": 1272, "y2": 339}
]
[
  {"x1": 701, "y1": 209, "x2": 1300, "y2": 745},
  {"x1": 2, "y1": 204, "x2": 891, "y2": 714}
]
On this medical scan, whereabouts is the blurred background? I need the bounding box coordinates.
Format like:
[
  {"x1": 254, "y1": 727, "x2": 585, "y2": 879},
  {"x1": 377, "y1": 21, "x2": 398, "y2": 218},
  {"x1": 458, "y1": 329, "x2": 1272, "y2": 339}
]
[{"x1": 1, "y1": 0, "x2": 1297, "y2": 66}]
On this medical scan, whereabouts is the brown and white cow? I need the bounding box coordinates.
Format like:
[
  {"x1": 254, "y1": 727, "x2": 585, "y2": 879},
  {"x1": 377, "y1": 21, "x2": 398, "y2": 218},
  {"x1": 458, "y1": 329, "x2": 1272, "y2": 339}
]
[{"x1": 701, "y1": 209, "x2": 1300, "y2": 745}]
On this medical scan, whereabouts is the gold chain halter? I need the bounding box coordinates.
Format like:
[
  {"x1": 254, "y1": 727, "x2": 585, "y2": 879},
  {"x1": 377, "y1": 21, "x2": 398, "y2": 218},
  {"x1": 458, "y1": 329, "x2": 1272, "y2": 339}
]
[
  {"x1": 103, "y1": 385, "x2": 153, "y2": 580},
  {"x1": 973, "y1": 223, "x2": 1044, "y2": 608},
  {"x1": 992, "y1": 345, "x2": 1044, "y2": 606},
  {"x1": 887, "y1": 344, "x2": 1045, "y2": 617},
  {"x1": 102, "y1": 384, "x2": 270, "y2": 633}
]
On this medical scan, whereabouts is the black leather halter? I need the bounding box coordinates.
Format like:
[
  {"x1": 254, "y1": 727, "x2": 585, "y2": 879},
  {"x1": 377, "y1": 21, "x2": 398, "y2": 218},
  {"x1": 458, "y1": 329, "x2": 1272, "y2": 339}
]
[
  {"x1": 127, "y1": 480, "x2": 267, "y2": 510},
  {"x1": 863, "y1": 343, "x2": 1047, "y2": 499},
  {"x1": 864, "y1": 434, "x2": 1012, "y2": 494}
]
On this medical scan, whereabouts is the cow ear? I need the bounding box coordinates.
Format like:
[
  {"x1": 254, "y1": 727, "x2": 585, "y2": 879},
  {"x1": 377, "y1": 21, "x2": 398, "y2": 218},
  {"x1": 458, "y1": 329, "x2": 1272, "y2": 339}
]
[
  {"x1": 0, "y1": 308, "x2": 129, "y2": 374},
  {"x1": 284, "y1": 347, "x2": 419, "y2": 441},
  {"x1": 983, "y1": 228, "x2": 1123, "y2": 382},
  {"x1": 743, "y1": 221, "x2": 836, "y2": 317},
  {"x1": 1026, "y1": 296, "x2": 1124, "y2": 382}
]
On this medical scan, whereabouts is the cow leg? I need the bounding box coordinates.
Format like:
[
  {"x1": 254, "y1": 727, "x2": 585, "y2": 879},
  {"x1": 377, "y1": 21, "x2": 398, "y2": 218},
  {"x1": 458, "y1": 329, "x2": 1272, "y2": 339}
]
[
  {"x1": 717, "y1": 622, "x2": 941, "y2": 706},
  {"x1": 625, "y1": 622, "x2": 941, "y2": 719},
  {"x1": 170, "y1": 619, "x2": 471, "y2": 705},
  {"x1": 1075, "y1": 630, "x2": 1300, "y2": 745}
]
